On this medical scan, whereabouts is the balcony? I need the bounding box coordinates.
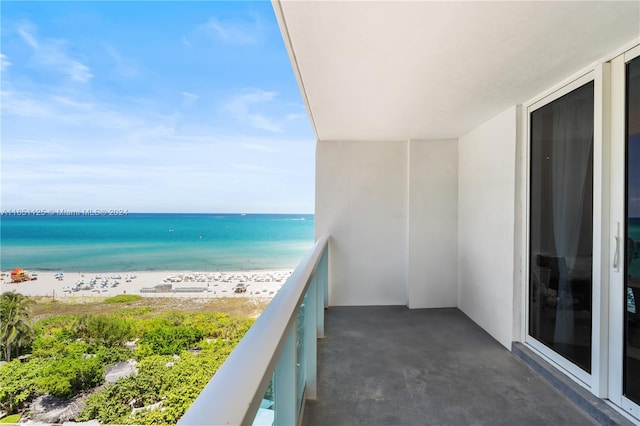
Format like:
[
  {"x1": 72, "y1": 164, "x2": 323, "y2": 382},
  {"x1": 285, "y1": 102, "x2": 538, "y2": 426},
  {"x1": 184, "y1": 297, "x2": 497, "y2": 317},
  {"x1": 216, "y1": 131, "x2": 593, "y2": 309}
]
[
  {"x1": 303, "y1": 306, "x2": 597, "y2": 426},
  {"x1": 179, "y1": 239, "x2": 626, "y2": 425}
]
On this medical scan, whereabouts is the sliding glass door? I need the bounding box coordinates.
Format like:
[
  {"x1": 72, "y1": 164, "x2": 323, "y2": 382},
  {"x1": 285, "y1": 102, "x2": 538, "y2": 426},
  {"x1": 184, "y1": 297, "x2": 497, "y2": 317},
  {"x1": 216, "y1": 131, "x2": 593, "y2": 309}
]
[
  {"x1": 525, "y1": 45, "x2": 640, "y2": 418},
  {"x1": 623, "y1": 55, "x2": 640, "y2": 405},
  {"x1": 529, "y1": 81, "x2": 594, "y2": 373}
]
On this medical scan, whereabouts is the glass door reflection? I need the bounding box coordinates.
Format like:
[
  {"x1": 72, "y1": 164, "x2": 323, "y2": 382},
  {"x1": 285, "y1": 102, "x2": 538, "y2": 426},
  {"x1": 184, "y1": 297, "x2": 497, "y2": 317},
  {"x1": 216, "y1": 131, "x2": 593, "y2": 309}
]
[
  {"x1": 624, "y1": 55, "x2": 640, "y2": 405},
  {"x1": 529, "y1": 81, "x2": 594, "y2": 372}
]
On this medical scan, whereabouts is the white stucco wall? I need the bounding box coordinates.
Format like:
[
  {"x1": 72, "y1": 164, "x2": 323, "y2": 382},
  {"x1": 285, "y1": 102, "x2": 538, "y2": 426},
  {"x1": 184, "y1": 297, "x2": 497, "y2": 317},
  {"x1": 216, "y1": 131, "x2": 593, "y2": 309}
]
[
  {"x1": 408, "y1": 140, "x2": 458, "y2": 308},
  {"x1": 316, "y1": 140, "x2": 409, "y2": 306},
  {"x1": 458, "y1": 106, "x2": 517, "y2": 349},
  {"x1": 316, "y1": 139, "x2": 459, "y2": 308}
]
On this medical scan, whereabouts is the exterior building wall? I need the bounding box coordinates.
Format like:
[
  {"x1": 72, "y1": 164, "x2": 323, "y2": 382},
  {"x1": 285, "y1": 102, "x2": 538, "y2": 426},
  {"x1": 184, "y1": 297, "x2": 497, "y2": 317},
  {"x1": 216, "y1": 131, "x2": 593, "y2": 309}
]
[
  {"x1": 316, "y1": 139, "x2": 459, "y2": 308},
  {"x1": 316, "y1": 108, "x2": 517, "y2": 348},
  {"x1": 458, "y1": 106, "x2": 517, "y2": 349},
  {"x1": 316, "y1": 140, "x2": 409, "y2": 306},
  {"x1": 408, "y1": 140, "x2": 458, "y2": 308}
]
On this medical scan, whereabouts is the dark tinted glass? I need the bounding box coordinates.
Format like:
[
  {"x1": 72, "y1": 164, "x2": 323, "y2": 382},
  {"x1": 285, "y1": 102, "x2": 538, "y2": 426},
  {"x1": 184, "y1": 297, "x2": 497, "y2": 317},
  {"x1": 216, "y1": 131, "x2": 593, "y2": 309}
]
[
  {"x1": 624, "y1": 55, "x2": 640, "y2": 404},
  {"x1": 529, "y1": 82, "x2": 594, "y2": 372}
]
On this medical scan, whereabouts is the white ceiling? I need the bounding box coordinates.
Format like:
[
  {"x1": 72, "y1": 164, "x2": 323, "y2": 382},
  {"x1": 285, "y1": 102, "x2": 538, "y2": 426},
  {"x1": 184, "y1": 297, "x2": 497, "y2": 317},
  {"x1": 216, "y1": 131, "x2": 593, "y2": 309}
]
[{"x1": 275, "y1": 1, "x2": 640, "y2": 141}]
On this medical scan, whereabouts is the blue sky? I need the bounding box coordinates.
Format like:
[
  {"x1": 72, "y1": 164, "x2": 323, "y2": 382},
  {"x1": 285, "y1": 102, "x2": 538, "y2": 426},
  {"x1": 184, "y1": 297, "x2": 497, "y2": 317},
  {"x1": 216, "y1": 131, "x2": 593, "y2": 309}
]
[{"x1": 1, "y1": 1, "x2": 315, "y2": 213}]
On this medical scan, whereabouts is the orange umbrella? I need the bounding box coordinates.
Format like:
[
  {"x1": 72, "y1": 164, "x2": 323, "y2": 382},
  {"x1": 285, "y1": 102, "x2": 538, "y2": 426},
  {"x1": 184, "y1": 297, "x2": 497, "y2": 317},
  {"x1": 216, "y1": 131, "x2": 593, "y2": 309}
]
[{"x1": 10, "y1": 268, "x2": 23, "y2": 277}]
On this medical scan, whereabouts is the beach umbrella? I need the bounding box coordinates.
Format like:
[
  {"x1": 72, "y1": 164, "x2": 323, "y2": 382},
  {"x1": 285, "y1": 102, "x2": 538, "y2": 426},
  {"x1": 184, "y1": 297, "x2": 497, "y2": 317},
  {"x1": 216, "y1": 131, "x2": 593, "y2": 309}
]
[{"x1": 10, "y1": 268, "x2": 25, "y2": 282}]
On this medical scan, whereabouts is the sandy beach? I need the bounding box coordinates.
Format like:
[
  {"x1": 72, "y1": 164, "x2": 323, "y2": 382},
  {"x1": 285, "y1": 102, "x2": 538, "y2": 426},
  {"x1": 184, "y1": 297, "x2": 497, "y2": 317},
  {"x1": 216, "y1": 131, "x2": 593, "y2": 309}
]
[{"x1": 0, "y1": 269, "x2": 292, "y2": 299}]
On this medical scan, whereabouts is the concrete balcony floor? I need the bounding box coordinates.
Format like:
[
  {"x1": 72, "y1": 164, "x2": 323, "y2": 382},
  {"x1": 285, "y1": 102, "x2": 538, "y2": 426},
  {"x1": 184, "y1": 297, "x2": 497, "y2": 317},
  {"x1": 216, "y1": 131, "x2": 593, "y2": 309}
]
[{"x1": 302, "y1": 306, "x2": 597, "y2": 426}]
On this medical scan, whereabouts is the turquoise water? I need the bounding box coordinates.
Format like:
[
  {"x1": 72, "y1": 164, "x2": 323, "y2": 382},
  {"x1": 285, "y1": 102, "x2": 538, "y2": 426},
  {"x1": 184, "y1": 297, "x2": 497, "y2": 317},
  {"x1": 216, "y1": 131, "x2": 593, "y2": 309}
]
[{"x1": 0, "y1": 214, "x2": 314, "y2": 272}]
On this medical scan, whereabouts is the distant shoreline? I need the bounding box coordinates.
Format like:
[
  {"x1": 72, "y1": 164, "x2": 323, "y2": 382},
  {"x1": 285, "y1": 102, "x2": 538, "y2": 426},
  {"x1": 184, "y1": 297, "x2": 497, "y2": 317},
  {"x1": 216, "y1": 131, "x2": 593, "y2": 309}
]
[
  {"x1": 0, "y1": 269, "x2": 292, "y2": 299},
  {"x1": 0, "y1": 266, "x2": 295, "y2": 273}
]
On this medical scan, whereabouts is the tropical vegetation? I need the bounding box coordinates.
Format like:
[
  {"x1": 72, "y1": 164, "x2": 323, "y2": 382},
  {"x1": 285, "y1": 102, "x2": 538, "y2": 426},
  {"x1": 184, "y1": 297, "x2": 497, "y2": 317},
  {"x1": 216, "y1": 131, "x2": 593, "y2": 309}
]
[
  {"x1": 0, "y1": 295, "x2": 256, "y2": 424},
  {"x1": 0, "y1": 292, "x2": 34, "y2": 362}
]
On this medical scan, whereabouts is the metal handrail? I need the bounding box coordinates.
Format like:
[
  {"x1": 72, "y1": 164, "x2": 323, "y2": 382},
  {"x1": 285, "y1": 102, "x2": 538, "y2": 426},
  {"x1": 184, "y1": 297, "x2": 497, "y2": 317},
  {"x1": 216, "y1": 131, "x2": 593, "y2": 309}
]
[{"x1": 179, "y1": 236, "x2": 328, "y2": 426}]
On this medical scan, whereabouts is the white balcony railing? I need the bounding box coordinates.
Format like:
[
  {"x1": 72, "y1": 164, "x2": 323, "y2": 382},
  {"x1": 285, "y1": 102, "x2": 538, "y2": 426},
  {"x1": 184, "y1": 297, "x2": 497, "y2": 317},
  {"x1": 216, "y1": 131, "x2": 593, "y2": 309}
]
[{"x1": 179, "y1": 236, "x2": 329, "y2": 426}]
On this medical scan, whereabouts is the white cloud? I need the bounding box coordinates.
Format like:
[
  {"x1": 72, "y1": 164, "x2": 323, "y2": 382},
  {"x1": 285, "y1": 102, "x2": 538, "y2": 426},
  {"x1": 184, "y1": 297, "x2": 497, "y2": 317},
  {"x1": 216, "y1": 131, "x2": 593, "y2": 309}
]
[
  {"x1": 285, "y1": 112, "x2": 306, "y2": 122},
  {"x1": 2, "y1": 16, "x2": 315, "y2": 213},
  {"x1": 241, "y1": 143, "x2": 277, "y2": 153},
  {"x1": 181, "y1": 91, "x2": 199, "y2": 106},
  {"x1": 1, "y1": 89, "x2": 154, "y2": 132},
  {"x1": 52, "y1": 95, "x2": 94, "y2": 111},
  {"x1": 183, "y1": 13, "x2": 265, "y2": 48},
  {"x1": 202, "y1": 17, "x2": 258, "y2": 44},
  {"x1": 17, "y1": 23, "x2": 93, "y2": 83},
  {"x1": 224, "y1": 88, "x2": 282, "y2": 132},
  {"x1": 1, "y1": 90, "x2": 53, "y2": 117},
  {"x1": 0, "y1": 54, "x2": 11, "y2": 71},
  {"x1": 233, "y1": 163, "x2": 283, "y2": 173},
  {"x1": 245, "y1": 114, "x2": 282, "y2": 133},
  {"x1": 1, "y1": 96, "x2": 316, "y2": 212},
  {"x1": 67, "y1": 61, "x2": 93, "y2": 83},
  {"x1": 223, "y1": 89, "x2": 310, "y2": 133},
  {"x1": 17, "y1": 25, "x2": 39, "y2": 49}
]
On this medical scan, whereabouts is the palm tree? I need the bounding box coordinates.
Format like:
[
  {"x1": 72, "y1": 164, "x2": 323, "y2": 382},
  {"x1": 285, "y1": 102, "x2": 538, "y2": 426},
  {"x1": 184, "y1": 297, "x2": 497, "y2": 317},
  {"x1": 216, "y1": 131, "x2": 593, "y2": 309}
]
[{"x1": 0, "y1": 292, "x2": 34, "y2": 361}]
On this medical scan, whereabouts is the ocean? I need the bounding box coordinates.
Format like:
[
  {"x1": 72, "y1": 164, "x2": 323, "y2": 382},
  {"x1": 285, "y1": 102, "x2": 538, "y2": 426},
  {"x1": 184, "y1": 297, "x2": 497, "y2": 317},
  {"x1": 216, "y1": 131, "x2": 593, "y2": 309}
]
[{"x1": 0, "y1": 213, "x2": 315, "y2": 272}]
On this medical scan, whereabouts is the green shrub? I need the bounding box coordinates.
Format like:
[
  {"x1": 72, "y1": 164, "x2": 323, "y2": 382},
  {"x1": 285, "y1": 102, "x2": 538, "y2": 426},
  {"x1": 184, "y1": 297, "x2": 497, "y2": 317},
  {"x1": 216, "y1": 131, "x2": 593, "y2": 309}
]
[
  {"x1": 36, "y1": 342, "x2": 104, "y2": 398},
  {"x1": 79, "y1": 355, "x2": 170, "y2": 424},
  {"x1": 182, "y1": 312, "x2": 254, "y2": 340},
  {"x1": 161, "y1": 312, "x2": 185, "y2": 326},
  {"x1": 77, "y1": 316, "x2": 134, "y2": 347},
  {"x1": 4, "y1": 305, "x2": 257, "y2": 423},
  {"x1": 127, "y1": 351, "x2": 233, "y2": 424},
  {"x1": 96, "y1": 346, "x2": 132, "y2": 365},
  {"x1": 0, "y1": 413, "x2": 21, "y2": 423},
  {"x1": 78, "y1": 382, "x2": 132, "y2": 424},
  {"x1": 37, "y1": 355, "x2": 104, "y2": 398},
  {"x1": 137, "y1": 325, "x2": 204, "y2": 356},
  {"x1": 104, "y1": 295, "x2": 142, "y2": 304},
  {"x1": 113, "y1": 307, "x2": 154, "y2": 318},
  {"x1": 78, "y1": 378, "x2": 146, "y2": 424},
  {"x1": 0, "y1": 358, "x2": 47, "y2": 414},
  {"x1": 34, "y1": 315, "x2": 77, "y2": 334},
  {"x1": 30, "y1": 335, "x2": 59, "y2": 357}
]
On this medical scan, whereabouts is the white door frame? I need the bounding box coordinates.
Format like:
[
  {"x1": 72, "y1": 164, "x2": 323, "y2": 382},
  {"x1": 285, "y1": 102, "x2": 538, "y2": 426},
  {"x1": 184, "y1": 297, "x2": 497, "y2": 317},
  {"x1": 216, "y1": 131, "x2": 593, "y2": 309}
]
[
  {"x1": 522, "y1": 69, "x2": 601, "y2": 389},
  {"x1": 517, "y1": 39, "x2": 640, "y2": 422}
]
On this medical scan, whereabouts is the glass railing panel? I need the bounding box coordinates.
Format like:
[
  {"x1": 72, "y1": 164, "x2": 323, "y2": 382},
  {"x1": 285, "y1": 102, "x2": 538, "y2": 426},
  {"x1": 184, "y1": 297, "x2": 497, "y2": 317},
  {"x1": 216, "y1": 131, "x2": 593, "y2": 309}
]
[
  {"x1": 296, "y1": 290, "x2": 308, "y2": 413},
  {"x1": 178, "y1": 237, "x2": 327, "y2": 426},
  {"x1": 252, "y1": 371, "x2": 275, "y2": 426}
]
